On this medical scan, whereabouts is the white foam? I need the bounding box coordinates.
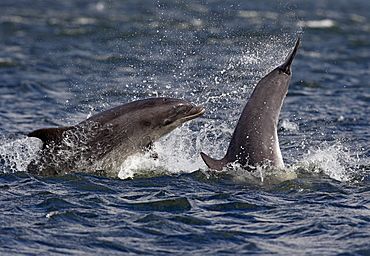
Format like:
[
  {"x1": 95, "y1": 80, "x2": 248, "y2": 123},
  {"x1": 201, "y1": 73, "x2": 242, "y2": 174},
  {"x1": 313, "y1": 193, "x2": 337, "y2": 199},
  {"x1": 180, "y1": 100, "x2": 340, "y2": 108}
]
[
  {"x1": 0, "y1": 137, "x2": 42, "y2": 173},
  {"x1": 118, "y1": 123, "x2": 207, "y2": 179},
  {"x1": 297, "y1": 143, "x2": 358, "y2": 182},
  {"x1": 280, "y1": 118, "x2": 299, "y2": 131},
  {"x1": 225, "y1": 163, "x2": 298, "y2": 186}
]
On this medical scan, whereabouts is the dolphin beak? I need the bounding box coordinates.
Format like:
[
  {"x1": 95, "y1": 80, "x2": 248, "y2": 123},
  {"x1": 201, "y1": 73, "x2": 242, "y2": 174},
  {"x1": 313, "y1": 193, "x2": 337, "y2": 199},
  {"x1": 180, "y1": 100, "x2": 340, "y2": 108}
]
[
  {"x1": 279, "y1": 37, "x2": 301, "y2": 75},
  {"x1": 182, "y1": 106, "x2": 206, "y2": 122}
]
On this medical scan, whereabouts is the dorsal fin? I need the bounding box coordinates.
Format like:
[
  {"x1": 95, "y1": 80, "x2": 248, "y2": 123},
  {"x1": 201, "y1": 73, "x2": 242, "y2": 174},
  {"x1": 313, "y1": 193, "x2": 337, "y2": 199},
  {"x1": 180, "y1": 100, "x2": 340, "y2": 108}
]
[
  {"x1": 28, "y1": 127, "x2": 74, "y2": 148},
  {"x1": 200, "y1": 152, "x2": 228, "y2": 171}
]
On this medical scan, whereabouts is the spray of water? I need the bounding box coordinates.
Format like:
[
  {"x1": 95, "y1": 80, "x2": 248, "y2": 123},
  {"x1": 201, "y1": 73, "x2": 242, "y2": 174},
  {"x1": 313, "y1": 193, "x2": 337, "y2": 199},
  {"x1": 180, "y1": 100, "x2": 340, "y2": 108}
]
[
  {"x1": 0, "y1": 137, "x2": 42, "y2": 173},
  {"x1": 296, "y1": 143, "x2": 362, "y2": 182}
]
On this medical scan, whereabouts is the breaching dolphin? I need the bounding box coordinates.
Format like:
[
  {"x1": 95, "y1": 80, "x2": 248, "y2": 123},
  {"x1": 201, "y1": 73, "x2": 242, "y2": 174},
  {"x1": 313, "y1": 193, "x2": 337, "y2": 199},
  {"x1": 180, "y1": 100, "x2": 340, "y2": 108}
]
[
  {"x1": 201, "y1": 38, "x2": 300, "y2": 171},
  {"x1": 27, "y1": 98, "x2": 205, "y2": 177}
]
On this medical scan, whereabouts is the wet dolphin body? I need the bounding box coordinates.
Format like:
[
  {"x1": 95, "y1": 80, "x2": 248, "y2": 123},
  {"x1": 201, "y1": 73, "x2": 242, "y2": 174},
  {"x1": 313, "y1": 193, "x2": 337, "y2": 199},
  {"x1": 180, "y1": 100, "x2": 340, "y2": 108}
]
[
  {"x1": 201, "y1": 38, "x2": 300, "y2": 171},
  {"x1": 27, "y1": 98, "x2": 205, "y2": 177}
]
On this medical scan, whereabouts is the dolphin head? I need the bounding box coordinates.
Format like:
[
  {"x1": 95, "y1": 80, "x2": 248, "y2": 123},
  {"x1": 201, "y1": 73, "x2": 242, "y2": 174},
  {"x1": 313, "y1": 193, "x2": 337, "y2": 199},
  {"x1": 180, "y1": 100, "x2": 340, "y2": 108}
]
[
  {"x1": 102, "y1": 98, "x2": 205, "y2": 150},
  {"x1": 137, "y1": 98, "x2": 205, "y2": 145},
  {"x1": 161, "y1": 98, "x2": 206, "y2": 127}
]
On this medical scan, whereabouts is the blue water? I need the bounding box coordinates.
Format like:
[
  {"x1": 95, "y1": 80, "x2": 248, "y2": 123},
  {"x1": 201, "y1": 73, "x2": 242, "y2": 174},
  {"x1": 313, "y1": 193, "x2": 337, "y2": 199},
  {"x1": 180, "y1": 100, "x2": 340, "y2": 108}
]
[{"x1": 1, "y1": 0, "x2": 369, "y2": 255}]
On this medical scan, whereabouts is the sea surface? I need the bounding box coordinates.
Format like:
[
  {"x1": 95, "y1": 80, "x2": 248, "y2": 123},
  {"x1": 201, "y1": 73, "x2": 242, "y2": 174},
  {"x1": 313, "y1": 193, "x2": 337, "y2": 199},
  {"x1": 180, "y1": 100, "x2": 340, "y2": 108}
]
[{"x1": 1, "y1": 0, "x2": 369, "y2": 255}]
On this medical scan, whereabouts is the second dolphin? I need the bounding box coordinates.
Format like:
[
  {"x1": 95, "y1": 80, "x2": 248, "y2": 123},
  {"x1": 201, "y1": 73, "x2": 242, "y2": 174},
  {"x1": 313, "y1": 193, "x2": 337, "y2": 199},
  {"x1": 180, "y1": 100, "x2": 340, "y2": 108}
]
[{"x1": 201, "y1": 38, "x2": 300, "y2": 171}]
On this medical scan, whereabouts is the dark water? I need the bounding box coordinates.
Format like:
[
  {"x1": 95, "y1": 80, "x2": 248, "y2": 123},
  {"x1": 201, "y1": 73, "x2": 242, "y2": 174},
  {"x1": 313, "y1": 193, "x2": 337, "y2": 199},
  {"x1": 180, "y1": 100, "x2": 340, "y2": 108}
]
[{"x1": 1, "y1": 0, "x2": 369, "y2": 255}]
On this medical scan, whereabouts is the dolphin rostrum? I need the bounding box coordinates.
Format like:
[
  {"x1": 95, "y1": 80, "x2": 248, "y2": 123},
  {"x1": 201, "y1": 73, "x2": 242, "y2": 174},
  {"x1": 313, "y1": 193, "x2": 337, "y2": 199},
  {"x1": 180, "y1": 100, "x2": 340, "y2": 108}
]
[
  {"x1": 27, "y1": 98, "x2": 205, "y2": 177},
  {"x1": 201, "y1": 38, "x2": 300, "y2": 171}
]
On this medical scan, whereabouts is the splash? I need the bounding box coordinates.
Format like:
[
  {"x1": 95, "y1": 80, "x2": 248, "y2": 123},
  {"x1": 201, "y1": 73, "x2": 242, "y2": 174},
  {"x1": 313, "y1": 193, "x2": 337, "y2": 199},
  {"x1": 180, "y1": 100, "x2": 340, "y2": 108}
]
[
  {"x1": 295, "y1": 143, "x2": 361, "y2": 182},
  {"x1": 280, "y1": 118, "x2": 299, "y2": 131},
  {"x1": 221, "y1": 163, "x2": 297, "y2": 187},
  {"x1": 118, "y1": 122, "x2": 206, "y2": 179},
  {"x1": 0, "y1": 137, "x2": 42, "y2": 173}
]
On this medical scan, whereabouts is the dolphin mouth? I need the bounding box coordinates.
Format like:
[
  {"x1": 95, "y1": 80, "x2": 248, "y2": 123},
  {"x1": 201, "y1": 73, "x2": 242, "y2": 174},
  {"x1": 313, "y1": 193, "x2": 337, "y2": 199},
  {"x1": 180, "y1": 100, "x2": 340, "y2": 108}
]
[{"x1": 181, "y1": 106, "x2": 206, "y2": 121}]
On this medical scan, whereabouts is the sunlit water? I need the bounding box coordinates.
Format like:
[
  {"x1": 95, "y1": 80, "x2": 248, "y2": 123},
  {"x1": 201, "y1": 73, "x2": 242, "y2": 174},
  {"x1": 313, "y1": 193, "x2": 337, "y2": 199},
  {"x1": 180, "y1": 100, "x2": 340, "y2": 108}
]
[{"x1": 1, "y1": 0, "x2": 369, "y2": 255}]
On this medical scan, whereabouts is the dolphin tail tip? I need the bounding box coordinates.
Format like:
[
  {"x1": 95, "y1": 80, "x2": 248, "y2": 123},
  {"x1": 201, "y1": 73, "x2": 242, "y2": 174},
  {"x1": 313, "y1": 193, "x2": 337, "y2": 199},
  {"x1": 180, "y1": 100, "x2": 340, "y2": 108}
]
[
  {"x1": 279, "y1": 37, "x2": 301, "y2": 75},
  {"x1": 200, "y1": 152, "x2": 226, "y2": 171}
]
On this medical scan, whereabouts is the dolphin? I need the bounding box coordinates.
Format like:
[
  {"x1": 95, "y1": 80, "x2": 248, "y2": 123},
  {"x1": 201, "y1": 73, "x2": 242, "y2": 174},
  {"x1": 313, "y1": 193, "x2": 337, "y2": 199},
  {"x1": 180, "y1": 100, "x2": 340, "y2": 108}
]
[
  {"x1": 27, "y1": 97, "x2": 205, "y2": 177},
  {"x1": 201, "y1": 38, "x2": 300, "y2": 171}
]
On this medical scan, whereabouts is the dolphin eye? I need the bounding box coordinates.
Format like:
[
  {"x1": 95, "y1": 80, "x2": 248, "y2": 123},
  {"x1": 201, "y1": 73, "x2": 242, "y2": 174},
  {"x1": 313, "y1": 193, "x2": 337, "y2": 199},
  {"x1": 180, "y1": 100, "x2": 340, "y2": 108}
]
[{"x1": 163, "y1": 119, "x2": 174, "y2": 126}]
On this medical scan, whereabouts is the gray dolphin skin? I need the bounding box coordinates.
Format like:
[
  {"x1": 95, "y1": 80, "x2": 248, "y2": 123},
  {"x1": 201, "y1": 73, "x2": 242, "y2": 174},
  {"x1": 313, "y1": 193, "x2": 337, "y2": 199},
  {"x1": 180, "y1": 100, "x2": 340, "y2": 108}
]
[
  {"x1": 201, "y1": 38, "x2": 300, "y2": 171},
  {"x1": 27, "y1": 98, "x2": 205, "y2": 177}
]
